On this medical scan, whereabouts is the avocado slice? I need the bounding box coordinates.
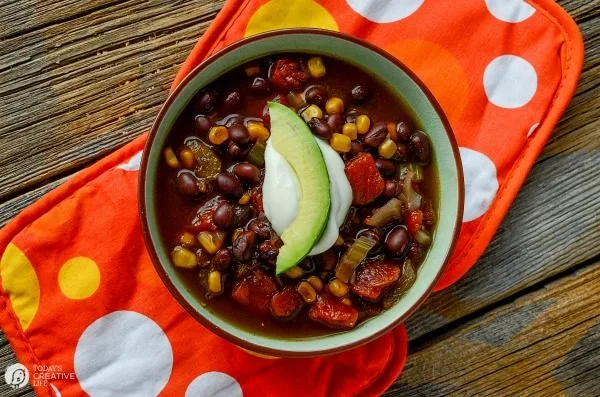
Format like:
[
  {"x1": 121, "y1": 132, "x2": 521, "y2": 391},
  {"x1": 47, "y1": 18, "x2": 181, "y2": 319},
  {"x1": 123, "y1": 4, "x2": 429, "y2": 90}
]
[{"x1": 268, "y1": 102, "x2": 331, "y2": 274}]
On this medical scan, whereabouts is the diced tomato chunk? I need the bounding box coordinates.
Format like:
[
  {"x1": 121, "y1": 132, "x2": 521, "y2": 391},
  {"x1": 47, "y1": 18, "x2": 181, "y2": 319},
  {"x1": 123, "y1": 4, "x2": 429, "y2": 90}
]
[
  {"x1": 344, "y1": 153, "x2": 385, "y2": 205},
  {"x1": 308, "y1": 294, "x2": 359, "y2": 329},
  {"x1": 350, "y1": 260, "x2": 401, "y2": 302},
  {"x1": 232, "y1": 270, "x2": 278, "y2": 314},
  {"x1": 187, "y1": 194, "x2": 227, "y2": 232},
  {"x1": 269, "y1": 59, "x2": 309, "y2": 90},
  {"x1": 271, "y1": 287, "x2": 303, "y2": 320},
  {"x1": 405, "y1": 209, "x2": 423, "y2": 236}
]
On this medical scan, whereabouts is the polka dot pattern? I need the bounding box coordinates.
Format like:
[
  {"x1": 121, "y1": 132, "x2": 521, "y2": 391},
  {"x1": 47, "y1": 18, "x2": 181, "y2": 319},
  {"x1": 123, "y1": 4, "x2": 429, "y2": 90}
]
[
  {"x1": 484, "y1": 55, "x2": 538, "y2": 109},
  {"x1": 185, "y1": 372, "x2": 243, "y2": 397},
  {"x1": 74, "y1": 311, "x2": 173, "y2": 397},
  {"x1": 528, "y1": 122, "x2": 540, "y2": 137},
  {"x1": 59, "y1": 257, "x2": 100, "y2": 300},
  {"x1": 346, "y1": 0, "x2": 424, "y2": 23},
  {"x1": 117, "y1": 150, "x2": 143, "y2": 171},
  {"x1": 485, "y1": 0, "x2": 536, "y2": 23},
  {"x1": 460, "y1": 148, "x2": 499, "y2": 222}
]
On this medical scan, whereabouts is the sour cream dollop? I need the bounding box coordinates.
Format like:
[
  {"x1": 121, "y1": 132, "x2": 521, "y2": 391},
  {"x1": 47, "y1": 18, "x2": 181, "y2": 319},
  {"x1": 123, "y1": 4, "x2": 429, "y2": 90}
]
[{"x1": 262, "y1": 138, "x2": 353, "y2": 255}]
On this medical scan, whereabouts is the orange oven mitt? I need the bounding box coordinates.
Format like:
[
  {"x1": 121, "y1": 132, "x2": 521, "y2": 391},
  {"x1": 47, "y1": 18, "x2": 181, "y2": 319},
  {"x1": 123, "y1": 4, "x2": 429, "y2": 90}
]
[{"x1": 0, "y1": 0, "x2": 583, "y2": 396}]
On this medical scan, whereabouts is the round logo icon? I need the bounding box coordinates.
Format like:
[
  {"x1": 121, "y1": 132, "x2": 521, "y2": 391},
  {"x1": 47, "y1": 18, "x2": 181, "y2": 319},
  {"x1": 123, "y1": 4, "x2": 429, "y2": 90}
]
[{"x1": 4, "y1": 363, "x2": 29, "y2": 389}]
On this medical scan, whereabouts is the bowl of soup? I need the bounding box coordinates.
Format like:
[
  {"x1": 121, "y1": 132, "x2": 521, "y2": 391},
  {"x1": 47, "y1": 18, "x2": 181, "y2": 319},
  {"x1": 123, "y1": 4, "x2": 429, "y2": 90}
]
[{"x1": 140, "y1": 29, "x2": 463, "y2": 357}]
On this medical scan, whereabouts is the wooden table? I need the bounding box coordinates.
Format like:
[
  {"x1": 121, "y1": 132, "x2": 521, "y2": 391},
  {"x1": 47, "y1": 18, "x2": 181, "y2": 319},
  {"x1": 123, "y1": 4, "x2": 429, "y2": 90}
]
[{"x1": 0, "y1": 0, "x2": 597, "y2": 395}]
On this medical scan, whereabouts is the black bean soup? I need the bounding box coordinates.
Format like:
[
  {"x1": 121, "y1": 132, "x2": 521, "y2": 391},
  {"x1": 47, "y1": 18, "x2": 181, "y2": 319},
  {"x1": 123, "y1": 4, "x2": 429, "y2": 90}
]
[{"x1": 155, "y1": 54, "x2": 437, "y2": 337}]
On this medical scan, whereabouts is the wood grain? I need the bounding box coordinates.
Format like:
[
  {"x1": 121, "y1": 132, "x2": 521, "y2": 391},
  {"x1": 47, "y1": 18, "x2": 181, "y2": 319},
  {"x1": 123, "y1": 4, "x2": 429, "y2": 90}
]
[{"x1": 387, "y1": 261, "x2": 600, "y2": 396}]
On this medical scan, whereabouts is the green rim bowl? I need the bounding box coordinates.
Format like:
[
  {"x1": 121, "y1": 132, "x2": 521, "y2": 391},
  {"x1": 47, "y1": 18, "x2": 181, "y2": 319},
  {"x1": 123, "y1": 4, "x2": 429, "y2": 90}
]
[{"x1": 140, "y1": 29, "x2": 464, "y2": 358}]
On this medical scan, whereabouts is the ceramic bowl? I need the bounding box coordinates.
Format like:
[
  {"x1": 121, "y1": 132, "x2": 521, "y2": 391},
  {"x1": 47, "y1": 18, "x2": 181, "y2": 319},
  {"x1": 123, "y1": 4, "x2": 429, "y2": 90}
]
[{"x1": 140, "y1": 29, "x2": 463, "y2": 357}]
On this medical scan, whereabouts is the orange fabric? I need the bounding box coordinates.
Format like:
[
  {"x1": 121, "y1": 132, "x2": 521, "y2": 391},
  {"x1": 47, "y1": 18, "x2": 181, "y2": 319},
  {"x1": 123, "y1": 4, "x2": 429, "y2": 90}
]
[{"x1": 0, "y1": 0, "x2": 582, "y2": 396}]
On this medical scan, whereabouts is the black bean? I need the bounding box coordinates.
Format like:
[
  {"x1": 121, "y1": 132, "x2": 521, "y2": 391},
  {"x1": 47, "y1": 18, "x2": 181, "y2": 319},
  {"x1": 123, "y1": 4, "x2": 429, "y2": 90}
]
[
  {"x1": 212, "y1": 248, "x2": 233, "y2": 271},
  {"x1": 394, "y1": 143, "x2": 411, "y2": 162},
  {"x1": 176, "y1": 172, "x2": 200, "y2": 196},
  {"x1": 326, "y1": 114, "x2": 344, "y2": 133},
  {"x1": 364, "y1": 122, "x2": 388, "y2": 147},
  {"x1": 234, "y1": 162, "x2": 260, "y2": 184},
  {"x1": 344, "y1": 107, "x2": 359, "y2": 124},
  {"x1": 213, "y1": 202, "x2": 234, "y2": 229},
  {"x1": 248, "y1": 218, "x2": 272, "y2": 240},
  {"x1": 233, "y1": 231, "x2": 256, "y2": 261},
  {"x1": 227, "y1": 141, "x2": 250, "y2": 158},
  {"x1": 194, "y1": 115, "x2": 212, "y2": 134},
  {"x1": 348, "y1": 141, "x2": 364, "y2": 158},
  {"x1": 317, "y1": 250, "x2": 337, "y2": 271},
  {"x1": 229, "y1": 125, "x2": 250, "y2": 145},
  {"x1": 351, "y1": 85, "x2": 370, "y2": 103},
  {"x1": 216, "y1": 173, "x2": 243, "y2": 197},
  {"x1": 232, "y1": 205, "x2": 252, "y2": 227},
  {"x1": 298, "y1": 258, "x2": 315, "y2": 273},
  {"x1": 196, "y1": 90, "x2": 218, "y2": 113},
  {"x1": 308, "y1": 118, "x2": 332, "y2": 139},
  {"x1": 386, "y1": 227, "x2": 409, "y2": 256},
  {"x1": 305, "y1": 86, "x2": 328, "y2": 106},
  {"x1": 251, "y1": 77, "x2": 271, "y2": 95},
  {"x1": 223, "y1": 91, "x2": 241, "y2": 112},
  {"x1": 375, "y1": 158, "x2": 396, "y2": 176},
  {"x1": 258, "y1": 239, "x2": 280, "y2": 266},
  {"x1": 409, "y1": 131, "x2": 431, "y2": 163},
  {"x1": 383, "y1": 180, "x2": 401, "y2": 198},
  {"x1": 396, "y1": 121, "x2": 411, "y2": 142},
  {"x1": 224, "y1": 114, "x2": 244, "y2": 128}
]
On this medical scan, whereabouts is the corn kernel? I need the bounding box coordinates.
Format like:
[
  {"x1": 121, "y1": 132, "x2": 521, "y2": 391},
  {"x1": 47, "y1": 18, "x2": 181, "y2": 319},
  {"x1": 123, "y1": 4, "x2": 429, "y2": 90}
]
[
  {"x1": 387, "y1": 122, "x2": 398, "y2": 141},
  {"x1": 179, "y1": 232, "x2": 196, "y2": 247},
  {"x1": 342, "y1": 123, "x2": 358, "y2": 140},
  {"x1": 232, "y1": 228, "x2": 244, "y2": 242},
  {"x1": 335, "y1": 235, "x2": 344, "y2": 246},
  {"x1": 244, "y1": 65, "x2": 261, "y2": 77},
  {"x1": 328, "y1": 278, "x2": 349, "y2": 297},
  {"x1": 378, "y1": 138, "x2": 398, "y2": 159},
  {"x1": 164, "y1": 147, "x2": 180, "y2": 169},
  {"x1": 171, "y1": 246, "x2": 197, "y2": 269},
  {"x1": 307, "y1": 275, "x2": 324, "y2": 292},
  {"x1": 325, "y1": 97, "x2": 344, "y2": 115},
  {"x1": 285, "y1": 266, "x2": 303, "y2": 279},
  {"x1": 180, "y1": 147, "x2": 196, "y2": 169},
  {"x1": 297, "y1": 281, "x2": 317, "y2": 303},
  {"x1": 307, "y1": 56, "x2": 326, "y2": 78},
  {"x1": 238, "y1": 192, "x2": 250, "y2": 205},
  {"x1": 247, "y1": 121, "x2": 270, "y2": 141},
  {"x1": 197, "y1": 231, "x2": 226, "y2": 254},
  {"x1": 342, "y1": 298, "x2": 352, "y2": 306},
  {"x1": 208, "y1": 126, "x2": 229, "y2": 145},
  {"x1": 208, "y1": 270, "x2": 223, "y2": 295},
  {"x1": 329, "y1": 133, "x2": 351, "y2": 153},
  {"x1": 301, "y1": 104, "x2": 323, "y2": 122},
  {"x1": 356, "y1": 115, "x2": 371, "y2": 134}
]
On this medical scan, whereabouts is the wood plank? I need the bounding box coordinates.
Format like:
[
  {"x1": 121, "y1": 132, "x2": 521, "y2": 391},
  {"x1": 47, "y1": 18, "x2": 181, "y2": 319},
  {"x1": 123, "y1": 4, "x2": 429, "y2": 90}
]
[
  {"x1": 387, "y1": 261, "x2": 600, "y2": 396},
  {"x1": 0, "y1": 0, "x2": 224, "y2": 201}
]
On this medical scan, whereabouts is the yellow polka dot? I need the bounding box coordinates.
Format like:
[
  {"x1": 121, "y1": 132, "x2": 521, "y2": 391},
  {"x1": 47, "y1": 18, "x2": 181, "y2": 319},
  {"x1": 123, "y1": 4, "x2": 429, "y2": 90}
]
[
  {"x1": 0, "y1": 243, "x2": 40, "y2": 330},
  {"x1": 245, "y1": 0, "x2": 338, "y2": 38},
  {"x1": 59, "y1": 257, "x2": 100, "y2": 300}
]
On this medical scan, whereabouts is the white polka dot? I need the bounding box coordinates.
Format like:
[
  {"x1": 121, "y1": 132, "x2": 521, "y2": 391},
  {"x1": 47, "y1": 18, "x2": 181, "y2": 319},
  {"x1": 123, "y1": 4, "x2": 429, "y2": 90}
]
[
  {"x1": 485, "y1": 0, "x2": 536, "y2": 23},
  {"x1": 74, "y1": 311, "x2": 173, "y2": 397},
  {"x1": 185, "y1": 372, "x2": 243, "y2": 397},
  {"x1": 527, "y1": 122, "x2": 540, "y2": 137},
  {"x1": 460, "y1": 147, "x2": 499, "y2": 222},
  {"x1": 346, "y1": 0, "x2": 424, "y2": 23},
  {"x1": 116, "y1": 150, "x2": 143, "y2": 171},
  {"x1": 484, "y1": 55, "x2": 537, "y2": 109},
  {"x1": 51, "y1": 384, "x2": 62, "y2": 397}
]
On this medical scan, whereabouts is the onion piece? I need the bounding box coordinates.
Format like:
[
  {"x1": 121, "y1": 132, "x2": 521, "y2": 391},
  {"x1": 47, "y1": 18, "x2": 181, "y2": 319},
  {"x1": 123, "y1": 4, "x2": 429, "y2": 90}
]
[
  {"x1": 364, "y1": 198, "x2": 403, "y2": 227},
  {"x1": 335, "y1": 236, "x2": 376, "y2": 283},
  {"x1": 414, "y1": 229, "x2": 432, "y2": 246},
  {"x1": 382, "y1": 259, "x2": 417, "y2": 309},
  {"x1": 401, "y1": 170, "x2": 422, "y2": 211}
]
